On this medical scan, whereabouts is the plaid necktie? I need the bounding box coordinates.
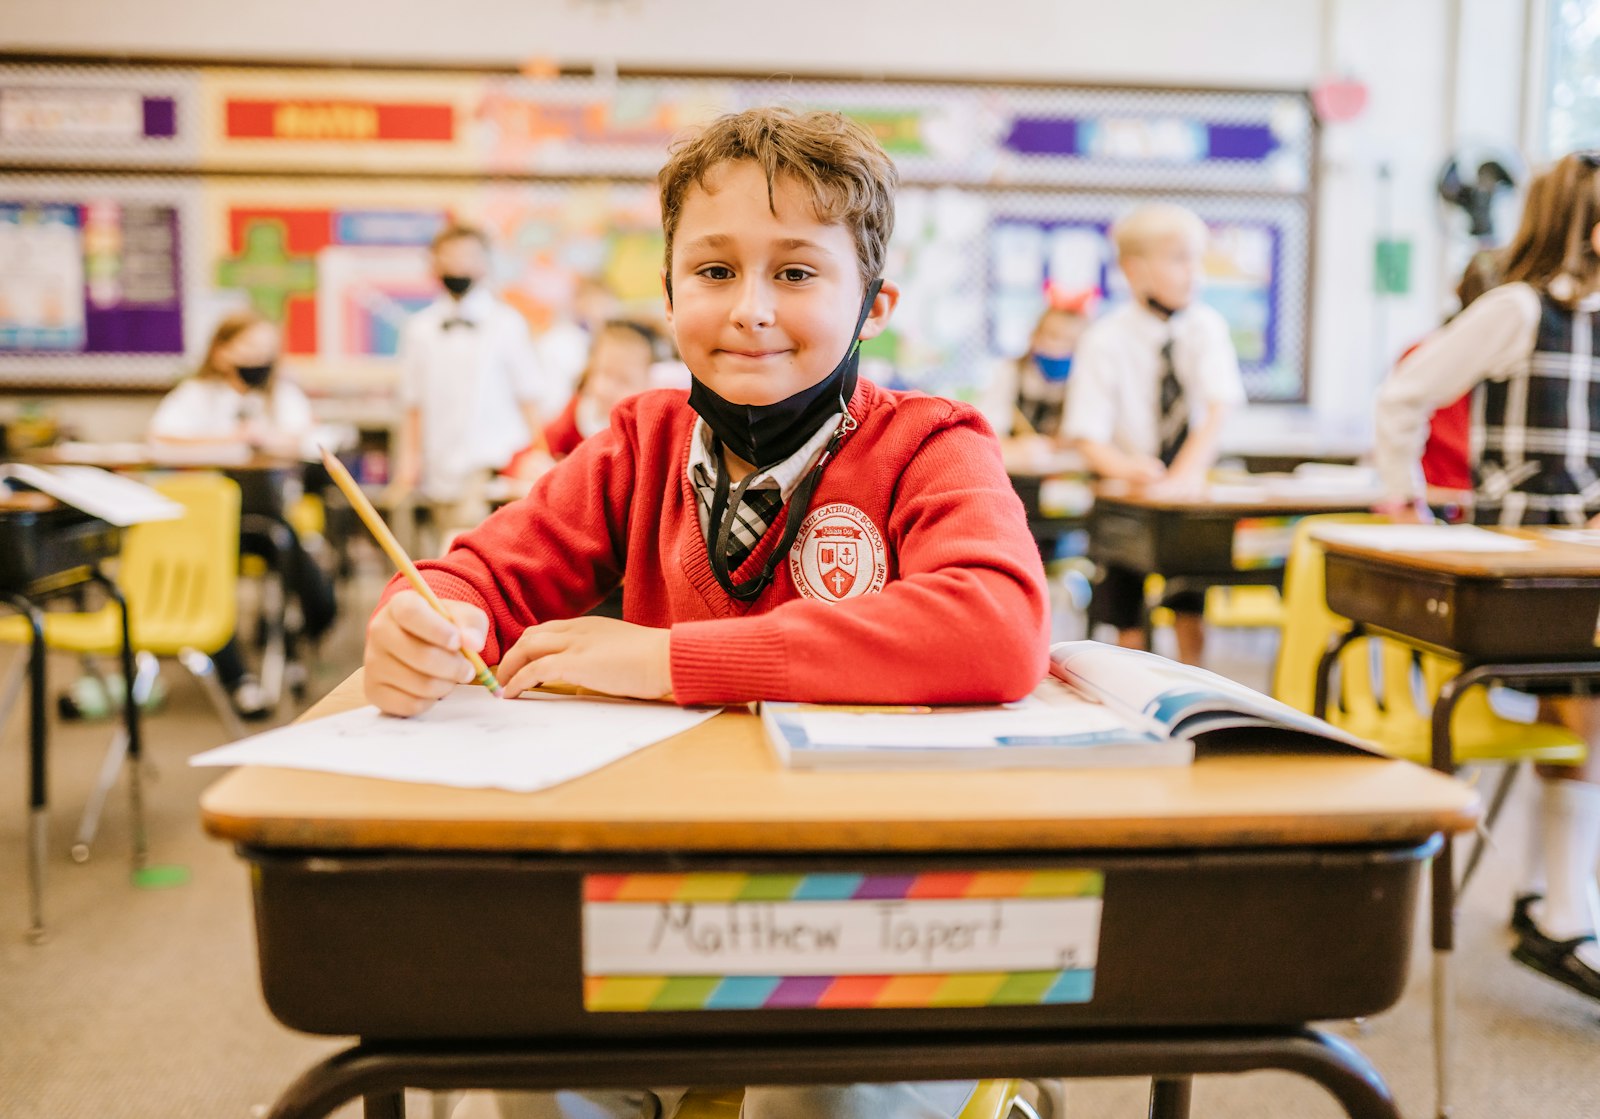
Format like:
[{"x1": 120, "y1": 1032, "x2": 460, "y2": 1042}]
[
  {"x1": 1157, "y1": 337, "x2": 1188, "y2": 467},
  {"x1": 721, "y1": 486, "x2": 785, "y2": 571}
]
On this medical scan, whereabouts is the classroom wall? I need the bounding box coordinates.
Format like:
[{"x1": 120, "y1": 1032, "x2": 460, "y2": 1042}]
[{"x1": 4, "y1": 0, "x2": 1538, "y2": 437}]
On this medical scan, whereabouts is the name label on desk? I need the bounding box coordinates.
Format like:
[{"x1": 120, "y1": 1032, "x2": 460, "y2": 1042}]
[{"x1": 581, "y1": 870, "x2": 1102, "y2": 1012}]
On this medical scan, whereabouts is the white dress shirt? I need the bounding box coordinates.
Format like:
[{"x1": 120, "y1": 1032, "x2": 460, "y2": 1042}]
[
  {"x1": 1374, "y1": 282, "x2": 1600, "y2": 500},
  {"x1": 1062, "y1": 301, "x2": 1245, "y2": 457},
  {"x1": 397, "y1": 287, "x2": 550, "y2": 501},
  {"x1": 150, "y1": 376, "x2": 314, "y2": 441}
]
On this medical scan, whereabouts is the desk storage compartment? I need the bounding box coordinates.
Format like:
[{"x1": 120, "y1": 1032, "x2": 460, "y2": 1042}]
[
  {"x1": 247, "y1": 842, "x2": 1431, "y2": 1041},
  {"x1": 1324, "y1": 554, "x2": 1600, "y2": 659},
  {"x1": 0, "y1": 509, "x2": 120, "y2": 591},
  {"x1": 1088, "y1": 505, "x2": 1240, "y2": 576}
]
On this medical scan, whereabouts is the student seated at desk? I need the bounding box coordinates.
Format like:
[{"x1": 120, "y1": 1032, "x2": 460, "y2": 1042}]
[
  {"x1": 365, "y1": 107, "x2": 1049, "y2": 1119},
  {"x1": 149, "y1": 310, "x2": 338, "y2": 717},
  {"x1": 1375, "y1": 152, "x2": 1600, "y2": 1002},
  {"x1": 982, "y1": 290, "x2": 1094, "y2": 461},
  {"x1": 1063, "y1": 204, "x2": 1245, "y2": 665},
  {"x1": 500, "y1": 319, "x2": 661, "y2": 488}
]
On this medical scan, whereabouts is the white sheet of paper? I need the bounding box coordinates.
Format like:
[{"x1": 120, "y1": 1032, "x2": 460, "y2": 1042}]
[
  {"x1": 189, "y1": 686, "x2": 720, "y2": 792},
  {"x1": 1309, "y1": 523, "x2": 1537, "y2": 553},
  {"x1": 3, "y1": 463, "x2": 183, "y2": 526},
  {"x1": 1539, "y1": 528, "x2": 1600, "y2": 547},
  {"x1": 790, "y1": 695, "x2": 1131, "y2": 749}
]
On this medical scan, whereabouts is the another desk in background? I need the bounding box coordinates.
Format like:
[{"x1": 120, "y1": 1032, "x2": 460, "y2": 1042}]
[
  {"x1": 1313, "y1": 526, "x2": 1600, "y2": 1119},
  {"x1": 201, "y1": 672, "x2": 1477, "y2": 1119},
  {"x1": 1004, "y1": 445, "x2": 1093, "y2": 560},
  {"x1": 1086, "y1": 479, "x2": 1381, "y2": 639},
  {"x1": 0, "y1": 491, "x2": 135, "y2": 942}
]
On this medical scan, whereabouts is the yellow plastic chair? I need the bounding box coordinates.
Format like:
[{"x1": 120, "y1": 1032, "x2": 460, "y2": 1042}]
[
  {"x1": 1272, "y1": 513, "x2": 1583, "y2": 779},
  {"x1": 1204, "y1": 584, "x2": 1285, "y2": 629},
  {"x1": 0, "y1": 473, "x2": 248, "y2": 860},
  {"x1": 675, "y1": 1079, "x2": 1027, "y2": 1118}
]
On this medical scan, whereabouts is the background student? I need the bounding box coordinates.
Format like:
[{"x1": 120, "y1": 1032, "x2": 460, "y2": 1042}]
[
  {"x1": 365, "y1": 106, "x2": 1048, "y2": 1119},
  {"x1": 983, "y1": 288, "x2": 1095, "y2": 457},
  {"x1": 1063, "y1": 203, "x2": 1246, "y2": 664},
  {"x1": 1375, "y1": 152, "x2": 1600, "y2": 1003},
  {"x1": 148, "y1": 309, "x2": 337, "y2": 717},
  {"x1": 392, "y1": 222, "x2": 554, "y2": 550},
  {"x1": 502, "y1": 319, "x2": 661, "y2": 486}
]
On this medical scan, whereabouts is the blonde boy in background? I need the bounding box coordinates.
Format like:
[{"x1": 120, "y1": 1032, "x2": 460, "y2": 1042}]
[{"x1": 1064, "y1": 204, "x2": 1245, "y2": 665}]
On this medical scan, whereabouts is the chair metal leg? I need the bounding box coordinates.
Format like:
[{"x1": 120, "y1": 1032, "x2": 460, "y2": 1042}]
[
  {"x1": 1148, "y1": 1076, "x2": 1192, "y2": 1119},
  {"x1": 5, "y1": 594, "x2": 50, "y2": 943},
  {"x1": 178, "y1": 647, "x2": 249, "y2": 743},
  {"x1": 1432, "y1": 948, "x2": 1453, "y2": 1119},
  {"x1": 1455, "y1": 763, "x2": 1520, "y2": 896},
  {"x1": 72, "y1": 651, "x2": 160, "y2": 864},
  {"x1": 363, "y1": 1092, "x2": 404, "y2": 1119},
  {"x1": 0, "y1": 650, "x2": 28, "y2": 728}
]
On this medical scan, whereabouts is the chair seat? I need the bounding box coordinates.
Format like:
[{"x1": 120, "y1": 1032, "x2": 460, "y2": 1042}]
[
  {"x1": 0, "y1": 603, "x2": 231, "y2": 659},
  {"x1": 1334, "y1": 701, "x2": 1585, "y2": 766}
]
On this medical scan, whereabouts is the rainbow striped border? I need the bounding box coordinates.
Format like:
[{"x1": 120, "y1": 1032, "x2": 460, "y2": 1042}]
[
  {"x1": 583, "y1": 869, "x2": 1103, "y2": 903},
  {"x1": 582, "y1": 870, "x2": 1101, "y2": 1012}
]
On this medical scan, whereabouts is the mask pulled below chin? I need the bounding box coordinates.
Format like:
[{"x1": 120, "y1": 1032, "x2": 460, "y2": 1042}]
[{"x1": 441, "y1": 274, "x2": 474, "y2": 297}]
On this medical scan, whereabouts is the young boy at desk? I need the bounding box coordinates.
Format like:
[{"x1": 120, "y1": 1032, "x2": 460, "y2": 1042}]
[
  {"x1": 1062, "y1": 204, "x2": 1245, "y2": 665},
  {"x1": 364, "y1": 107, "x2": 1050, "y2": 1119}
]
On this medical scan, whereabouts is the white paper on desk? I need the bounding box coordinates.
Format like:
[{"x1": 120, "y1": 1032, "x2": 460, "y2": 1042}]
[
  {"x1": 1539, "y1": 528, "x2": 1600, "y2": 547},
  {"x1": 189, "y1": 686, "x2": 720, "y2": 792},
  {"x1": 2, "y1": 463, "x2": 183, "y2": 526},
  {"x1": 1309, "y1": 523, "x2": 1537, "y2": 553}
]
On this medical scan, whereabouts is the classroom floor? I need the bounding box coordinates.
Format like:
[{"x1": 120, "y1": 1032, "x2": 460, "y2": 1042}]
[{"x1": 2, "y1": 572, "x2": 1598, "y2": 1119}]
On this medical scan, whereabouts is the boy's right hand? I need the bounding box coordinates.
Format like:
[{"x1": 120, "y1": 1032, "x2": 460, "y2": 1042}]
[{"x1": 364, "y1": 590, "x2": 491, "y2": 716}]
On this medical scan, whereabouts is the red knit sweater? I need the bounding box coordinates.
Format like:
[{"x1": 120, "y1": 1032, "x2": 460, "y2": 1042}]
[{"x1": 385, "y1": 379, "x2": 1050, "y2": 706}]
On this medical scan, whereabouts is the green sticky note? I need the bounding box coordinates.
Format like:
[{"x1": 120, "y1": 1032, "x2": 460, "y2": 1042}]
[
  {"x1": 1374, "y1": 239, "x2": 1411, "y2": 294},
  {"x1": 132, "y1": 864, "x2": 191, "y2": 890}
]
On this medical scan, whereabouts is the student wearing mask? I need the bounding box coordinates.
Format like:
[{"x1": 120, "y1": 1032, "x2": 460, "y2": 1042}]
[{"x1": 393, "y1": 223, "x2": 553, "y2": 550}]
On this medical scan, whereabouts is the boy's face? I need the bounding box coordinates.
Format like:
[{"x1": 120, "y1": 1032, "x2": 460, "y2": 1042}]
[
  {"x1": 1121, "y1": 233, "x2": 1205, "y2": 312},
  {"x1": 586, "y1": 330, "x2": 654, "y2": 410},
  {"x1": 433, "y1": 236, "x2": 488, "y2": 285},
  {"x1": 664, "y1": 160, "x2": 898, "y2": 406}
]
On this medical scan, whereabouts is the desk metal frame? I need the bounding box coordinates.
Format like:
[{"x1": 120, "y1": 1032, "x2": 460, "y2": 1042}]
[
  {"x1": 2, "y1": 567, "x2": 141, "y2": 941},
  {"x1": 1314, "y1": 546, "x2": 1600, "y2": 1119}
]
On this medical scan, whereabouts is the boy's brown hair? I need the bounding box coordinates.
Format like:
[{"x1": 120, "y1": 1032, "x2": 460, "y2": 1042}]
[
  {"x1": 657, "y1": 107, "x2": 898, "y2": 287},
  {"x1": 430, "y1": 221, "x2": 490, "y2": 255}
]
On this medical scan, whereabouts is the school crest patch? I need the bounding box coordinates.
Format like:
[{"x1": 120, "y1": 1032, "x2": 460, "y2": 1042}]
[{"x1": 789, "y1": 502, "x2": 887, "y2": 603}]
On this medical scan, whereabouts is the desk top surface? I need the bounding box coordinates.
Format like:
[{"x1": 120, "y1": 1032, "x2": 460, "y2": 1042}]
[
  {"x1": 1319, "y1": 527, "x2": 1600, "y2": 579},
  {"x1": 24, "y1": 443, "x2": 301, "y2": 472},
  {"x1": 200, "y1": 672, "x2": 1479, "y2": 855}
]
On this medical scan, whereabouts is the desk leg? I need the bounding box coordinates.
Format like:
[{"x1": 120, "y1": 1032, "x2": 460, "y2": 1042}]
[
  {"x1": 94, "y1": 573, "x2": 146, "y2": 870},
  {"x1": 363, "y1": 1093, "x2": 404, "y2": 1119},
  {"x1": 5, "y1": 593, "x2": 49, "y2": 943},
  {"x1": 1148, "y1": 1076, "x2": 1192, "y2": 1119}
]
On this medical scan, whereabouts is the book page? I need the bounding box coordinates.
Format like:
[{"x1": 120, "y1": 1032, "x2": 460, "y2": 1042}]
[
  {"x1": 1049, "y1": 641, "x2": 1369, "y2": 749},
  {"x1": 3, "y1": 463, "x2": 183, "y2": 526},
  {"x1": 1309, "y1": 523, "x2": 1536, "y2": 553},
  {"x1": 190, "y1": 686, "x2": 720, "y2": 792}
]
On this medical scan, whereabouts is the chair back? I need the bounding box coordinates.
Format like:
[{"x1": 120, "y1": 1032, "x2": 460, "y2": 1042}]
[
  {"x1": 121, "y1": 474, "x2": 241, "y2": 656},
  {"x1": 1271, "y1": 513, "x2": 1385, "y2": 717}
]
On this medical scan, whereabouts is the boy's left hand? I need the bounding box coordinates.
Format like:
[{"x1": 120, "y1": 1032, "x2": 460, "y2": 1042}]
[{"x1": 495, "y1": 617, "x2": 673, "y2": 701}]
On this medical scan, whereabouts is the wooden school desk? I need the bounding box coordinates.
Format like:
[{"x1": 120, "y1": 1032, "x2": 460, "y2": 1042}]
[
  {"x1": 0, "y1": 491, "x2": 135, "y2": 941},
  {"x1": 1313, "y1": 527, "x2": 1600, "y2": 1119},
  {"x1": 201, "y1": 672, "x2": 1477, "y2": 1119},
  {"x1": 1087, "y1": 481, "x2": 1379, "y2": 638}
]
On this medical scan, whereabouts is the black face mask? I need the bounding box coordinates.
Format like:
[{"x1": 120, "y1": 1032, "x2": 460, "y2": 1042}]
[
  {"x1": 687, "y1": 279, "x2": 882, "y2": 472},
  {"x1": 1145, "y1": 295, "x2": 1181, "y2": 320},
  {"x1": 234, "y1": 362, "x2": 274, "y2": 389},
  {"x1": 441, "y1": 274, "x2": 474, "y2": 297}
]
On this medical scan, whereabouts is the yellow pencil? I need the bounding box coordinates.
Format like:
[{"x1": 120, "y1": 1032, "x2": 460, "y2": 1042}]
[{"x1": 318, "y1": 446, "x2": 504, "y2": 697}]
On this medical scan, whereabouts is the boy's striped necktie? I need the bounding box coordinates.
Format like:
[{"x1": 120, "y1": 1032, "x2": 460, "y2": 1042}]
[{"x1": 1157, "y1": 336, "x2": 1189, "y2": 467}]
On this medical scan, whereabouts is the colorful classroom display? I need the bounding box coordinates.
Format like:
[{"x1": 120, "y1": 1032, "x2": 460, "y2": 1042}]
[{"x1": 0, "y1": 63, "x2": 1314, "y2": 399}]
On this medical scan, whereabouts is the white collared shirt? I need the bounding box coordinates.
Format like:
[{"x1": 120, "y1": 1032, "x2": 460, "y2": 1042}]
[
  {"x1": 397, "y1": 287, "x2": 552, "y2": 500},
  {"x1": 686, "y1": 411, "x2": 843, "y2": 544},
  {"x1": 150, "y1": 376, "x2": 314, "y2": 440},
  {"x1": 1062, "y1": 300, "x2": 1245, "y2": 457}
]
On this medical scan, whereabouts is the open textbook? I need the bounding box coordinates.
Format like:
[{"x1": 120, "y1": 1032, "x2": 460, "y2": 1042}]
[{"x1": 763, "y1": 641, "x2": 1372, "y2": 771}]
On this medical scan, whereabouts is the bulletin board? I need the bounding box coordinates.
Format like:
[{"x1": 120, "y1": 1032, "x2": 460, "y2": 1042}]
[{"x1": 0, "y1": 60, "x2": 1316, "y2": 400}]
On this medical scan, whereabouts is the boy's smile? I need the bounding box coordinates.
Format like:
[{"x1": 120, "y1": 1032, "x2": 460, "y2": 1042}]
[{"x1": 665, "y1": 160, "x2": 898, "y2": 407}]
